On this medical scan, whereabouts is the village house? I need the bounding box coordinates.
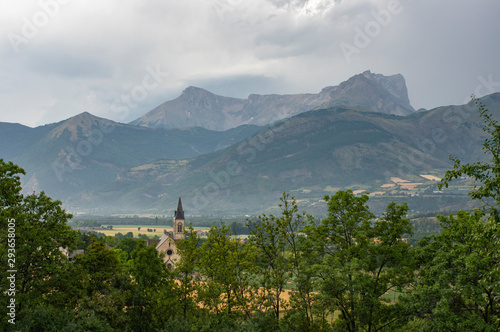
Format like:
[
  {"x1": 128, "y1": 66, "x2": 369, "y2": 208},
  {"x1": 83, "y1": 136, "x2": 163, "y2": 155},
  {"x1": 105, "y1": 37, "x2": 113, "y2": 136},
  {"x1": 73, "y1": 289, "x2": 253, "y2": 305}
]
[{"x1": 60, "y1": 247, "x2": 85, "y2": 262}]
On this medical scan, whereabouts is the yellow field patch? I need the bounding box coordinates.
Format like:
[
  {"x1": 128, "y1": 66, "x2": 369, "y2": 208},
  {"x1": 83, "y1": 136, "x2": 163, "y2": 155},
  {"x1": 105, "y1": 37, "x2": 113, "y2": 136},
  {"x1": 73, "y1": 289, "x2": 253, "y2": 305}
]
[
  {"x1": 399, "y1": 183, "x2": 423, "y2": 189},
  {"x1": 390, "y1": 177, "x2": 410, "y2": 183},
  {"x1": 353, "y1": 190, "x2": 366, "y2": 195},
  {"x1": 420, "y1": 174, "x2": 441, "y2": 181},
  {"x1": 381, "y1": 183, "x2": 396, "y2": 188},
  {"x1": 176, "y1": 279, "x2": 295, "y2": 311},
  {"x1": 369, "y1": 192, "x2": 385, "y2": 196}
]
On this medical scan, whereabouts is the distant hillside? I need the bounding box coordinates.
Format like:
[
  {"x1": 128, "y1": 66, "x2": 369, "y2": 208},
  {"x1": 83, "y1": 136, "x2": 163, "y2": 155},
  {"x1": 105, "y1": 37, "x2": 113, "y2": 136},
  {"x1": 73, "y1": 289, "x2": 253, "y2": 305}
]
[
  {"x1": 0, "y1": 122, "x2": 56, "y2": 161},
  {"x1": 2, "y1": 83, "x2": 499, "y2": 217},
  {"x1": 130, "y1": 70, "x2": 415, "y2": 131},
  {"x1": 75, "y1": 94, "x2": 500, "y2": 216},
  {"x1": 0, "y1": 112, "x2": 260, "y2": 199}
]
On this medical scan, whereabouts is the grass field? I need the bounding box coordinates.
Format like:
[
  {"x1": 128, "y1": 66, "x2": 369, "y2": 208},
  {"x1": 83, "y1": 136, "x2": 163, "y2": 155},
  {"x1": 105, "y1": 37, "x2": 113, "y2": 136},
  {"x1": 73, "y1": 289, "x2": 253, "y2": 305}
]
[{"x1": 95, "y1": 225, "x2": 212, "y2": 238}]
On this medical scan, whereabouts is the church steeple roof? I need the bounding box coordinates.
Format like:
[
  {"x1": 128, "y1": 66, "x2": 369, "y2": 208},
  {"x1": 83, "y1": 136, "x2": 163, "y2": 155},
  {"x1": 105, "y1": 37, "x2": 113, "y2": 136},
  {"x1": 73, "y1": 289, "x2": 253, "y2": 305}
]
[{"x1": 174, "y1": 197, "x2": 184, "y2": 220}]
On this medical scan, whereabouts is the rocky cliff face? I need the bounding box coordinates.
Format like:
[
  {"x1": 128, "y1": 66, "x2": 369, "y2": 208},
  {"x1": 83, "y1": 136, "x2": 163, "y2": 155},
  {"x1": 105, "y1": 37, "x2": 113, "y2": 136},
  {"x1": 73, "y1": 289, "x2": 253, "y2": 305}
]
[
  {"x1": 130, "y1": 71, "x2": 415, "y2": 131},
  {"x1": 316, "y1": 71, "x2": 415, "y2": 116},
  {"x1": 130, "y1": 87, "x2": 247, "y2": 131}
]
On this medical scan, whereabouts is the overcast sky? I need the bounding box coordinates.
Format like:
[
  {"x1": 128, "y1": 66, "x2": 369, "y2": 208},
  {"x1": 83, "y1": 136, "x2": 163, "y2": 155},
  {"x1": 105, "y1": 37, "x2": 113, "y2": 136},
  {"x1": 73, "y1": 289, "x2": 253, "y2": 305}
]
[{"x1": 1, "y1": 0, "x2": 499, "y2": 127}]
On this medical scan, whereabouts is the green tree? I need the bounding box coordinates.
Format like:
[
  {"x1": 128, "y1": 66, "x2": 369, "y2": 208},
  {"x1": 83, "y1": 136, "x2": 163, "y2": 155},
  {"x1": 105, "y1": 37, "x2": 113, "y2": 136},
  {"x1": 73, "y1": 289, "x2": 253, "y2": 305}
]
[
  {"x1": 306, "y1": 191, "x2": 414, "y2": 332},
  {"x1": 439, "y1": 97, "x2": 500, "y2": 219},
  {"x1": 269, "y1": 193, "x2": 320, "y2": 332},
  {"x1": 283, "y1": 235, "x2": 326, "y2": 332},
  {"x1": 247, "y1": 192, "x2": 309, "y2": 330},
  {"x1": 74, "y1": 240, "x2": 131, "y2": 330},
  {"x1": 76, "y1": 239, "x2": 128, "y2": 295},
  {"x1": 173, "y1": 226, "x2": 202, "y2": 321},
  {"x1": 403, "y1": 99, "x2": 500, "y2": 331},
  {"x1": 77, "y1": 232, "x2": 98, "y2": 249},
  {"x1": 117, "y1": 237, "x2": 142, "y2": 260},
  {"x1": 197, "y1": 224, "x2": 257, "y2": 326},
  {"x1": 0, "y1": 160, "x2": 24, "y2": 210},
  {"x1": 16, "y1": 193, "x2": 78, "y2": 310},
  {"x1": 15, "y1": 304, "x2": 113, "y2": 332},
  {"x1": 0, "y1": 160, "x2": 79, "y2": 330},
  {"x1": 104, "y1": 235, "x2": 117, "y2": 248},
  {"x1": 128, "y1": 243, "x2": 170, "y2": 331},
  {"x1": 401, "y1": 210, "x2": 500, "y2": 331},
  {"x1": 230, "y1": 221, "x2": 247, "y2": 235}
]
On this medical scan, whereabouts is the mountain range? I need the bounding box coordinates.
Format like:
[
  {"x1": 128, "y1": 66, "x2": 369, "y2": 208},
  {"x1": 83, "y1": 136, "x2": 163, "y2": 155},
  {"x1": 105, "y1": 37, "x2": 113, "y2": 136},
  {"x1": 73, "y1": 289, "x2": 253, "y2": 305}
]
[
  {"x1": 131, "y1": 70, "x2": 415, "y2": 131},
  {"x1": 0, "y1": 113, "x2": 260, "y2": 201},
  {"x1": 1, "y1": 71, "x2": 496, "y2": 216}
]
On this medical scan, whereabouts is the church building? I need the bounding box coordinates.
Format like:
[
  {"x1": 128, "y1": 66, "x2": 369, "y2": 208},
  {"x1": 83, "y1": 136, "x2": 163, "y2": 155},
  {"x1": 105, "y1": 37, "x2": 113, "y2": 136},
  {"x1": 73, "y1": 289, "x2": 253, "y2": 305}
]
[{"x1": 155, "y1": 197, "x2": 185, "y2": 270}]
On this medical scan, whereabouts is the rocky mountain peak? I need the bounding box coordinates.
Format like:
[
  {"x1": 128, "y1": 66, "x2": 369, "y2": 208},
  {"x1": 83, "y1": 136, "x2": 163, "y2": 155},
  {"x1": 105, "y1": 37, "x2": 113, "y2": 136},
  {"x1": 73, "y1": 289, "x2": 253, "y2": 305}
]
[
  {"x1": 47, "y1": 112, "x2": 117, "y2": 141},
  {"x1": 361, "y1": 70, "x2": 413, "y2": 111},
  {"x1": 132, "y1": 71, "x2": 416, "y2": 130},
  {"x1": 316, "y1": 70, "x2": 414, "y2": 115},
  {"x1": 183, "y1": 86, "x2": 203, "y2": 93},
  {"x1": 181, "y1": 86, "x2": 213, "y2": 98}
]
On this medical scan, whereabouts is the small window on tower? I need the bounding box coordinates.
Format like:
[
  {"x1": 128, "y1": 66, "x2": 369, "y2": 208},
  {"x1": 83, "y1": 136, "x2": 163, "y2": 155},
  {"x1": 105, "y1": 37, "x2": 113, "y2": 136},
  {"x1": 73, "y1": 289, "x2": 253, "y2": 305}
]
[{"x1": 177, "y1": 223, "x2": 182, "y2": 233}]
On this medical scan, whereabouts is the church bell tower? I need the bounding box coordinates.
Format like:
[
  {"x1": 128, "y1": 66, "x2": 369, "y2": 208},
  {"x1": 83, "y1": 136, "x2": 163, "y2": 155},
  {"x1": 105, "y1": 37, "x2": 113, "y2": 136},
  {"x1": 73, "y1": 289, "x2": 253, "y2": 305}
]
[{"x1": 173, "y1": 197, "x2": 185, "y2": 240}]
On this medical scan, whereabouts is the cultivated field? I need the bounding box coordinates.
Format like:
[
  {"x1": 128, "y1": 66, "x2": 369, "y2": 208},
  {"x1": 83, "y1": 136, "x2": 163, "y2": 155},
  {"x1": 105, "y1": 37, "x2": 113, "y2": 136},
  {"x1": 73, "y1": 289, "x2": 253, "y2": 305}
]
[
  {"x1": 95, "y1": 225, "x2": 211, "y2": 238},
  {"x1": 420, "y1": 174, "x2": 442, "y2": 181}
]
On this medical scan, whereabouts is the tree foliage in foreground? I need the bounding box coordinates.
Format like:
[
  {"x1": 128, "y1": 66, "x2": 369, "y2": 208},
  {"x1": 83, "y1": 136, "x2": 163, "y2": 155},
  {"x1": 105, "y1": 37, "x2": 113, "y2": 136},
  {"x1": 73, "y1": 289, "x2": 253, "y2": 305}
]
[
  {"x1": 402, "y1": 210, "x2": 500, "y2": 331},
  {"x1": 248, "y1": 192, "x2": 311, "y2": 330},
  {"x1": 0, "y1": 160, "x2": 78, "y2": 330},
  {"x1": 400, "y1": 98, "x2": 500, "y2": 331},
  {"x1": 305, "y1": 192, "x2": 414, "y2": 332},
  {"x1": 439, "y1": 97, "x2": 500, "y2": 219}
]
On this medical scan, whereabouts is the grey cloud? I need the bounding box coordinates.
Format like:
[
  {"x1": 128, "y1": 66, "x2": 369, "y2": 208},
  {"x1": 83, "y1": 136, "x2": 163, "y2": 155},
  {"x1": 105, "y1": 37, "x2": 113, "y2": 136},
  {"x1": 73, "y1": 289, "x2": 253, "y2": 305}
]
[
  {"x1": 0, "y1": 0, "x2": 499, "y2": 126},
  {"x1": 21, "y1": 48, "x2": 112, "y2": 78},
  {"x1": 187, "y1": 74, "x2": 283, "y2": 99}
]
